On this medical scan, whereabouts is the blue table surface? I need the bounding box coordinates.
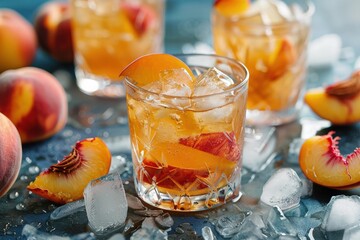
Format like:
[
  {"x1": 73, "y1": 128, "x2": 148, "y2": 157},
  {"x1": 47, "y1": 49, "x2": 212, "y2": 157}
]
[{"x1": 1, "y1": 0, "x2": 360, "y2": 239}]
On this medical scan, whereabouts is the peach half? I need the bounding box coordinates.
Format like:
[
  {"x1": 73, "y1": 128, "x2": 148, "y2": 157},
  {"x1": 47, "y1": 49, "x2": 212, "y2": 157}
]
[
  {"x1": 0, "y1": 67, "x2": 67, "y2": 143},
  {"x1": 0, "y1": 113, "x2": 22, "y2": 198},
  {"x1": 119, "y1": 53, "x2": 194, "y2": 86},
  {"x1": 27, "y1": 137, "x2": 112, "y2": 204},
  {"x1": 304, "y1": 70, "x2": 360, "y2": 125},
  {"x1": 299, "y1": 131, "x2": 360, "y2": 189},
  {"x1": 34, "y1": 1, "x2": 73, "y2": 63},
  {"x1": 0, "y1": 9, "x2": 37, "y2": 73}
]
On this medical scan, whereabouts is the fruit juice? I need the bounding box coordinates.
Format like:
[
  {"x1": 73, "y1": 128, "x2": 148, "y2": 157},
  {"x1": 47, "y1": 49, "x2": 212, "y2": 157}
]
[
  {"x1": 123, "y1": 54, "x2": 249, "y2": 211},
  {"x1": 212, "y1": 0, "x2": 313, "y2": 125},
  {"x1": 70, "y1": 0, "x2": 164, "y2": 96}
]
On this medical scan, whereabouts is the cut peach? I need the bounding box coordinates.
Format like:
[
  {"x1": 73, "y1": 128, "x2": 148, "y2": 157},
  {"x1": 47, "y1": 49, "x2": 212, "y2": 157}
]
[
  {"x1": 140, "y1": 142, "x2": 236, "y2": 195},
  {"x1": 299, "y1": 131, "x2": 360, "y2": 189},
  {"x1": 179, "y1": 132, "x2": 240, "y2": 162},
  {"x1": 27, "y1": 137, "x2": 111, "y2": 204},
  {"x1": 214, "y1": 0, "x2": 250, "y2": 16},
  {"x1": 119, "y1": 53, "x2": 194, "y2": 86},
  {"x1": 304, "y1": 71, "x2": 360, "y2": 125}
]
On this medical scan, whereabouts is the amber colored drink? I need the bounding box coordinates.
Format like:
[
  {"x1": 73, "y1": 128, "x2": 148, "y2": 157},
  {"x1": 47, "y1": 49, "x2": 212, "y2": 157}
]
[
  {"x1": 212, "y1": 0, "x2": 314, "y2": 125},
  {"x1": 124, "y1": 54, "x2": 249, "y2": 211},
  {"x1": 70, "y1": 0, "x2": 164, "y2": 97}
]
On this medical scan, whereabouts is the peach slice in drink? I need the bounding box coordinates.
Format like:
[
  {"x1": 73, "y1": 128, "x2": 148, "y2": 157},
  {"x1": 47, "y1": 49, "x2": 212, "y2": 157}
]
[
  {"x1": 141, "y1": 142, "x2": 236, "y2": 195},
  {"x1": 119, "y1": 53, "x2": 195, "y2": 87},
  {"x1": 214, "y1": 0, "x2": 250, "y2": 16}
]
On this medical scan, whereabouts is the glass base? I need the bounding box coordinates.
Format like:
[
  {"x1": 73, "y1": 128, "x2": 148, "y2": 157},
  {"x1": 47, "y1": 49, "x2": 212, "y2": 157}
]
[
  {"x1": 75, "y1": 68, "x2": 125, "y2": 98},
  {"x1": 134, "y1": 176, "x2": 242, "y2": 212},
  {"x1": 246, "y1": 104, "x2": 301, "y2": 126}
]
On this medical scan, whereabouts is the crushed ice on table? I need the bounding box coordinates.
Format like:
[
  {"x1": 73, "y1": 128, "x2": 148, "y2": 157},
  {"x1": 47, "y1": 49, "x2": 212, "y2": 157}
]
[
  {"x1": 308, "y1": 34, "x2": 342, "y2": 68},
  {"x1": 261, "y1": 168, "x2": 303, "y2": 210},
  {"x1": 83, "y1": 172, "x2": 128, "y2": 235},
  {"x1": 50, "y1": 199, "x2": 85, "y2": 220},
  {"x1": 22, "y1": 224, "x2": 95, "y2": 240}
]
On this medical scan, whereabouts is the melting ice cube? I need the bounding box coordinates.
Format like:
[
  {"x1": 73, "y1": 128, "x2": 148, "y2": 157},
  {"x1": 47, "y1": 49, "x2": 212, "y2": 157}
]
[
  {"x1": 50, "y1": 199, "x2": 85, "y2": 220},
  {"x1": 250, "y1": 0, "x2": 293, "y2": 25},
  {"x1": 321, "y1": 195, "x2": 360, "y2": 232},
  {"x1": 21, "y1": 224, "x2": 95, "y2": 240},
  {"x1": 344, "y1": 223, "x2": 360, "y2": 240},
  {"x1": 266, "y1": 206, "x2": 297, "y2": 236},
  {"x1": 260, "y1": 168, "x2": 303, "y2": 210},
  {"x1": 84, "y1": 172, "x2": 128, "y2": 234},
  {"x1": 308, "y1": 34, "x2": 342, "y2": 68}
]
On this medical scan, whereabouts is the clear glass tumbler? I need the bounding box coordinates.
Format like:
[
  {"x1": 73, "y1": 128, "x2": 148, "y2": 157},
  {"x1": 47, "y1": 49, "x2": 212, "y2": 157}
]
[
  {"x1": 212, "y1": 0, "x2": 314, "y2": 125},
  {"x1": 70, "y1": 0, "x2": 164, "y2": 97},
  {"x1": 124, "y1": 54, "x2": 249, "y2": 211}
]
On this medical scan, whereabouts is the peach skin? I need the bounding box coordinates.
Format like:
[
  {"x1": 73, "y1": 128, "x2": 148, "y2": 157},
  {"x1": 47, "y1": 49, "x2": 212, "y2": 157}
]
[
  {"x1": 304, "y1": 70, "x2": 360, "y2": 125},
  {"x1": 0, "y1": 112, "x2": 22, "y2": 198},
  {"x1": 0, "y1": 67, "x2": 67, "y2": 143},
  {"x1": 299, "y1": 131, "x2": 360, "y2": 189},
  {"x1": 27, "y1": 137, "x2": 112, "y2": 204},
  {"x1": 0, "y1": 9, "x2": 37, "y2": 72}
]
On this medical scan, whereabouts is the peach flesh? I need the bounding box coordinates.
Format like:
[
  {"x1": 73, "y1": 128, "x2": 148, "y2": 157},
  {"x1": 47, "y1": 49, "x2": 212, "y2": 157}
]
[
  {"x1": 0, "y1": 113, "x2": 22, "y2": 198},
  {"x1": 0, "y1": 67, "x2": 68, "y2": 143},
  {"x1": 27, "y1": 137, "x2": 112, "y2": 204},
  {"x1": 299, "y1": 131, "x2": 360, "y2": 189}
]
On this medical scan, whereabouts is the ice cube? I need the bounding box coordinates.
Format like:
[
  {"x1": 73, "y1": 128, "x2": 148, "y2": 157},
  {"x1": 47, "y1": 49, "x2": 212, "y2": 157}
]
[
  {"x1": 107, "y1": 233, "x2": 126, "y2": 240},
  {"x1": 251, "y1": 0, "x2": 292, "y2": 25},
  {"x1": 343, "y1": 223, "x2": 360, "y2": 240},
  {"x1": 154, "y1": 213, "x2": 174, "y2": 229},
  {"x1": 215, "y1": 211, "x2": 251, "y2": 238},
  {"x1": 308, "y1": 34, "x2": 342, "y2": 68},
  {"x1": 260, "y1": 168, "x2": 303, "y2": 210},
  {"x1": 89, "y1": 0, "x2": 120, "y2": 16},
  {"x1": 192, "y1": 67, "x2": 235, "y2": 113},
  {"x1": 130, "y1": 218, "x2": 168, "y2": 240},
  {"x1": 266, "y1": 206, "x2": 297, "y2": 237},
  {"x1": 21, "y1": 224, "x2": 95, "y2": 240},
  {"x1": 202, "y1": 226, "x2": 216, "y2": 240},
  {"x1": 50, "y1": 199, "x2": 85, "y2": 220},
  {"x1": 83, "y1": 172, "x2": 128, "y2": 234},
  {"x1": 321, "y1": 195, "x2": 360, "y2": 231}
]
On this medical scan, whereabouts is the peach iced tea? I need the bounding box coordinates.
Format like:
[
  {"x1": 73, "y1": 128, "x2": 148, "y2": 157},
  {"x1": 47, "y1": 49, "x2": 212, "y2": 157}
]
[
  {"x1": 212, "y1": 0, "x2": 314, "y2": 125},
  {"x1": 122, "y1": 54, "x2": 249, "y2": 211}
]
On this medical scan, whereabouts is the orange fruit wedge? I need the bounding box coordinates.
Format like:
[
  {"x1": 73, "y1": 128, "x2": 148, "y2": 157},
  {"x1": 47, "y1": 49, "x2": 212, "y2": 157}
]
[
  {"x1": 119, "y1": 53, "x2": 194, "y2": 86},
  {"x1": 214, "y1": 0, "x2": 250, "y2": 16}
]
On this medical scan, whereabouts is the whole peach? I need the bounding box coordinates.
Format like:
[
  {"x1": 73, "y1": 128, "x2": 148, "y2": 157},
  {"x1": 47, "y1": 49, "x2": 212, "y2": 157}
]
[
  {"x1": 0, "y1": 112, "x2": 22, "y2": 198},
  {"x1": 34, "y1": 1, "x2": 73, "y2": 63},
  {"x1": 0, "y1": 67, "x2": 68, "y2": 143},
  {"x1": 0, "y1": 9, "x2": 37, "y2": 73}
]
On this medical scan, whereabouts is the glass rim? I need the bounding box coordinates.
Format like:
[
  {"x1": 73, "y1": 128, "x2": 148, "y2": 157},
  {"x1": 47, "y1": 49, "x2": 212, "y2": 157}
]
[
  {"x1": 124, "y1": 53, "x2": 249, "y2": 100},
  {"x1": 212, "y1": 0, "x2": 315, "y2": 28}
]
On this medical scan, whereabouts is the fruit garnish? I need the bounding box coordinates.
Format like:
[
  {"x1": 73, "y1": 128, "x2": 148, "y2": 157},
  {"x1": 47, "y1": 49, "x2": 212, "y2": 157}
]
[
  {"x1": 299, "y1": 131, "x2": 360, "y2": 189},
  {"x1": 121, "y1": 2, "x2": 157, "y2": 36},
  {"x1": 179, "y1": 132, "x2": 240, "y2": 162},
  {"x1": 27, "y1": 137, "x2": 111, "y2": 204},
  {"x1": 214, "y1": 0, "x2": 250, "y2": 17},
  {"x1": 119, "y1": 53, "x2": 194, "y2": 86},
  {"x1": 140, "y1": 142, "x2": 236, "y2": 195},
  {"x1": 304, "y1": 70, "x2": 360, "y2": 125}
]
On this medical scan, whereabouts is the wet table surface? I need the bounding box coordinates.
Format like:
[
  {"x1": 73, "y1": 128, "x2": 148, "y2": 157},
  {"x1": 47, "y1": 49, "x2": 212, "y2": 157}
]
[{"x1": 1, "y1": 0, "x2": 360, "y2": 239}]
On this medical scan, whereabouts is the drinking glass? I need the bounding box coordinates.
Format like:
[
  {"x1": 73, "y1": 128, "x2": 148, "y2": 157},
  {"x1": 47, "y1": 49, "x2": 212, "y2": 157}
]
[
  {"x1": 70, "y1": 0, "x2": 164, "y2": 97},
  {"x1": 124, "y1": 54, "x2": 249, "y2": 211},
  {"x1": 212, "y1": 0, "x2": 314, "y2": 125}
]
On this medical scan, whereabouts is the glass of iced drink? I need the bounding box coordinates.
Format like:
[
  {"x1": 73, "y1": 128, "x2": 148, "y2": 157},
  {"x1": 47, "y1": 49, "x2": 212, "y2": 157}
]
[
  {"x1": 70, "y1": 0, "x2": 164, "y2": 97},
  {"x1": 122, "y1": 54, "x2": 249, "y2": 211},
  {"x1": 212, "y1": 0, "x2": 314, "y2": 125}
]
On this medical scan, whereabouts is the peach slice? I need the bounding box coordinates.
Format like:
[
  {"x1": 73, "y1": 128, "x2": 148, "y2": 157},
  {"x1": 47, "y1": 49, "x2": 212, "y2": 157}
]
[
  {"x1": 119, "y1": 53, "x2": 194, "y2": 86},
  {"x1": 179, "y1": 132, "x2": 240, "y2": 162},
  {"x1": 141, "y1": 141, "x2": 236, "y2": 194},
  {"x1": 304, "y1": 70, "x2": 360, "y2": 125},
  {"x1": 27, "y1": 137, "x2": 111, "y2": 204},
  {"x1": 299, "y1": 131, "x2": 360, "y2": 189},
  {"x1": 214, "y1": 0, "x2": 250, "y2": 16}
]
